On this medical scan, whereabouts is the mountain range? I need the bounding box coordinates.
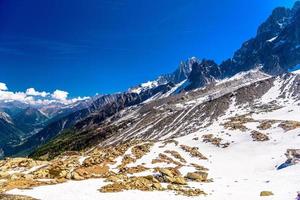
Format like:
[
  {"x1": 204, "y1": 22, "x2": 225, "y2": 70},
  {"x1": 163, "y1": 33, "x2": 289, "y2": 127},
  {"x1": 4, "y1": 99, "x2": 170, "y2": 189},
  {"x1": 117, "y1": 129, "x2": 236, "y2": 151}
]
[
  {"x1": 1, "y1": 3, "x2": 300, "y2": 199},
  {"x1": 1, "y1": 2, "x2": 300, "y2": 158}
]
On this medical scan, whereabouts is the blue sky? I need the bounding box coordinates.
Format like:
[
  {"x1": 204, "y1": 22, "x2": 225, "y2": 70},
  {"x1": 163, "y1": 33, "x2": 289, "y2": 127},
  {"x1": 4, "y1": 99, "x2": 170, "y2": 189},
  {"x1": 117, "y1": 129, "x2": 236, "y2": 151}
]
[{"x1": 0, "y1": 0, "x2": 295, "y2": 97}]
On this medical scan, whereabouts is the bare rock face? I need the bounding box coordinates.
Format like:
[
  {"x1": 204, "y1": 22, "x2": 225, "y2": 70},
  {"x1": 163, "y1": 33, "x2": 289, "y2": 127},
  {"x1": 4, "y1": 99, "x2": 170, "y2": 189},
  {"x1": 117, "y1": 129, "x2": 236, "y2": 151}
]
[
  {"x1": 221, "y1": 2, "x2": 300, "y2": 76},
  {"x1": 184, "y1": 60, "x2": 221, "y2": 91}
]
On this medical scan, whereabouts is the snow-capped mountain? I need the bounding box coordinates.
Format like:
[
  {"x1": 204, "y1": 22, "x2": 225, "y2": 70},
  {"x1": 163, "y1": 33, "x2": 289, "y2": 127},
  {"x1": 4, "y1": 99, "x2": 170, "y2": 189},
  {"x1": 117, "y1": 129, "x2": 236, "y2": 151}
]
[
  {"x1": 29, "y1": 69, "x2": 297, "y2": 157},
  {"x1": 0, "y1": 112, "x2": 13, "y2": 124},
  {"x1": 3, "y1": 67, "x2": 300, "y2": 200},
  {"x1": 129, "y1": 57, "x2": 199, "y2": 94}
]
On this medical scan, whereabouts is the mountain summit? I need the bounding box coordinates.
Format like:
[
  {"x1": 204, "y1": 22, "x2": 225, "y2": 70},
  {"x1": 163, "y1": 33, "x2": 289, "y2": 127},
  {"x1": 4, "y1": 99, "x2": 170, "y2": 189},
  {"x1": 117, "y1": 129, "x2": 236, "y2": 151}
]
[{"x1": 220, "y1": 2, "x2": 300, "y2": 76}]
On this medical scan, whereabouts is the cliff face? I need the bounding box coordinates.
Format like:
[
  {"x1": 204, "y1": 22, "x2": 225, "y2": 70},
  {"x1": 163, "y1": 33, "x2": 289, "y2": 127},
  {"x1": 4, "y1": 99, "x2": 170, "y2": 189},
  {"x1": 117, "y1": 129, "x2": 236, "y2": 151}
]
[{"x1": 220, "y1": 3, "x2": 300, "y2": 76}]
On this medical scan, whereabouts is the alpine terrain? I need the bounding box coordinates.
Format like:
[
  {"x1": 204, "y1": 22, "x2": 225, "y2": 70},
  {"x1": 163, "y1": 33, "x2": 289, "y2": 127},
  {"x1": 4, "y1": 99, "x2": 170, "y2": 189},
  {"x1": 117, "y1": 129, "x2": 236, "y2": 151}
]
[{"x1": 0, "y1": 2, "x2": 300, "y2": 200}]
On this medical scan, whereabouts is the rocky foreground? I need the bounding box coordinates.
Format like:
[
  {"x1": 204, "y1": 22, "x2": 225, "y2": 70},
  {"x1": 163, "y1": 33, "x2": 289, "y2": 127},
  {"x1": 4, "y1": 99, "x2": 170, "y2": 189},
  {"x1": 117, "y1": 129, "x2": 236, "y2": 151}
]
[{"x1": 0, "y1": 140, "x2": 213, "y2": 198}]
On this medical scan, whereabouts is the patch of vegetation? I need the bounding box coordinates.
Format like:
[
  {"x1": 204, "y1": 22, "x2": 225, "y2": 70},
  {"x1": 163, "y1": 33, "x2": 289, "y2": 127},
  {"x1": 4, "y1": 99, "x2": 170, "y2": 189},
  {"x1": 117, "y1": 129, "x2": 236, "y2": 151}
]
[
  {"x1": 29, "y1": 128, "x2": 78, "y2": 160},
  {"x1": 30, "y1": 122, "x2": 129, "y2": 160}
]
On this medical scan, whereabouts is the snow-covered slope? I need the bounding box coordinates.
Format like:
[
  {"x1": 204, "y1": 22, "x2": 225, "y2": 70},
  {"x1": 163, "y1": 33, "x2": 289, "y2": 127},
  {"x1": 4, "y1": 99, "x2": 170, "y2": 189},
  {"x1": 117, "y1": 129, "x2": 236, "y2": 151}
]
[
  {"x1": 6, "y1": 99, "x2": 300, "y2": 200},
  {"x1": 1, "y1": 71, "x2": 299, "y2": 200},
  {"x1": 0, "y1": 112, "x2": 13, "y2": 124}
]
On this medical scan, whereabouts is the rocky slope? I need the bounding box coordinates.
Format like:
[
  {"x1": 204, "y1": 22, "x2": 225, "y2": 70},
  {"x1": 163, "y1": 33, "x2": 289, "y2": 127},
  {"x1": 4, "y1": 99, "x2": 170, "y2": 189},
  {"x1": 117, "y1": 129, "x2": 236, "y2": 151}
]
[
  {"x1": 0, "y1": 70, "x2": 299, "y2": 199},
  {"x1": 29, "y1": 69, "x2": 297, "y2": 159},
  {"x1": 4, "y1": 83, "x2": 176, "y2": 157}
]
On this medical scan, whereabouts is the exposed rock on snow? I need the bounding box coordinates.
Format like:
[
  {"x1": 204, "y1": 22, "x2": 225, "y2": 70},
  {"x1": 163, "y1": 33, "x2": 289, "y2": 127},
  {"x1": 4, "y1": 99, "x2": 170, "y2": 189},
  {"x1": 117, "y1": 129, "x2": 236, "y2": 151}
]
[
  {"x1": 250, "y1": 130, "x2": 270, "y2": 141},
  {"x1": 0, "y1": 194, "x2": 37, "y2": 200},
  {"x1": 260, "y1": 191, "x2": 274, "y2": 196}
]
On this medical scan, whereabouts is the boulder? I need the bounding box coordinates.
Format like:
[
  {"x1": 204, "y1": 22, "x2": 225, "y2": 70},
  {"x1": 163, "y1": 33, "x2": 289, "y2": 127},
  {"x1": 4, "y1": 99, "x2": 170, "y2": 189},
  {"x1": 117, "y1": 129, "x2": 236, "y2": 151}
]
[
  {"x1": 158, "y1": 168, "x2": 174, "y2": 178},
  {"x1": 186, "y1": 172, "x2": 208, "y2": 182},
  {"x1": 169, "y1": 176, "x2": 187, "y2": 185},
  {"x1": 260, "y1": 191, "x2": 274, "y2": 196},
  {"x1": 0, "y1": 171, "x2": 10, "y2": 179},
  {"x1": 71, "y1": 172, "x2": 84, "y2": 180}
]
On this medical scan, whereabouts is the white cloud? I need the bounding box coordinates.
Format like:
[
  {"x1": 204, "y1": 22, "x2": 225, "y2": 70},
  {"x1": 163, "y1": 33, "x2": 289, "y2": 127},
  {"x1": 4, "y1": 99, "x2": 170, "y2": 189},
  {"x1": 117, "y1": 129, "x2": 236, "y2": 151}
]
[
  {"x1": 26, "y1": 88, "x2": 49, "y2": 97},
  {"x1": 0, "y1": 82, "x2": 8, "y2": 91},
  {"x1": 51, "y1": 90, "x2": 69, "y2": 101},
  {"x1": 0, "y1": 82, "x2": 89, "y2": 106},
  {"x1": 0, "y1": 91, "x2": 27, "y2": 101}
]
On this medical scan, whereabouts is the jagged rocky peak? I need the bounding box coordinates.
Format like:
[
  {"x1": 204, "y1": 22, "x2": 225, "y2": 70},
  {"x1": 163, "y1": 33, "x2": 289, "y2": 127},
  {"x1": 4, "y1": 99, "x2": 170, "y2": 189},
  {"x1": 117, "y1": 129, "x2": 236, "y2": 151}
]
[
  {"x1": 185, "y1": 59, "x2": 221, "y2": 90},
  {"x1": 173, "y1": 56, "x2": 200, "y2": 83},
  {"x1": 157, "y1": 56, "x2": 200, "y2": 84},
  {"x1": 257, "y1": 6, "x2": 291, "y2": 37},
  {"x1": 292, "y1": 1, "x2": 300, "y2": 13},
  {"x1": 130, "y1": 57, "x2": 200, "y2": 94},
  {"x1": 257, "y1": 1, "x2": 300, "y2": 37},
  {"x1": 220, "y1": 1, "x2": 300, "y2": 78}
]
